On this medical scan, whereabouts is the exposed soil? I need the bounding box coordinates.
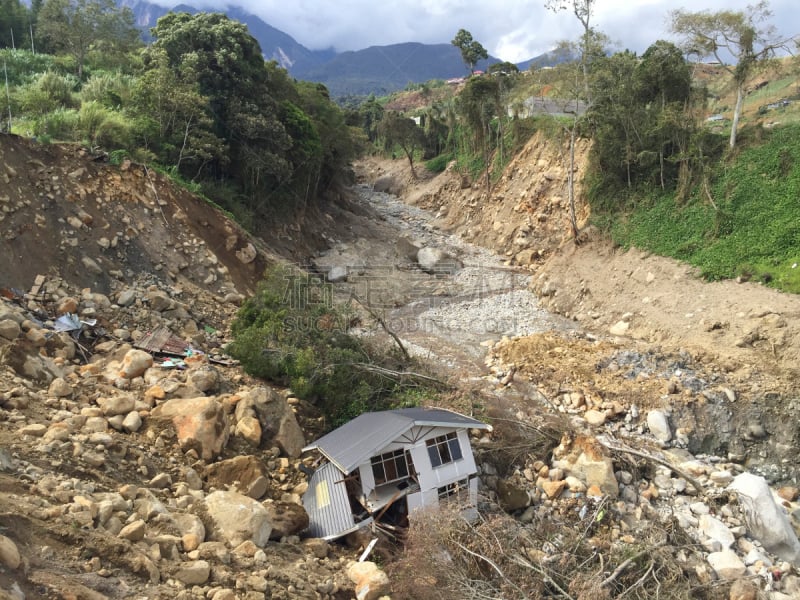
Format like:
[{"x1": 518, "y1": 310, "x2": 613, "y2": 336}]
[
  {"x1": 2, "y1": 126, "x2": 800, "y2": 599},
  {"x1": 353, "y1": 142, "x2": 800, "y2": 481}
]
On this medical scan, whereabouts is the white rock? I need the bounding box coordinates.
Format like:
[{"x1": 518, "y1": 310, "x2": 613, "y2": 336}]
[
  {"x1": 699, "y1": 514, "x2": 735, "y2": 550},
  {"x1": 707, "y1": 549, "x2": 746, "y2": 579},
  {"x1": 646, "y1": 410, "x2": 672, "y2": 443},
  {"x1": 583, "y1": 409, "x2": 606, "y2": 426},
  {"x1": 728, "y1": 473, "x2": 800, "y2": 565},
  {"x1": 609, "y1": 320, "x2": 630, "y2": 336}
]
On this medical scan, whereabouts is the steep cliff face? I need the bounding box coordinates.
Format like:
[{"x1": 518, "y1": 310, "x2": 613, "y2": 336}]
[{"x1": 358, "y1": 130, "x2": 591, "y2": 269}]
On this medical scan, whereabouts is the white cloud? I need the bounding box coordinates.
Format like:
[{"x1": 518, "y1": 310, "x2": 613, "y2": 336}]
[{"x1": 147, "y1": 0, "x2": 799, "y2": 62}]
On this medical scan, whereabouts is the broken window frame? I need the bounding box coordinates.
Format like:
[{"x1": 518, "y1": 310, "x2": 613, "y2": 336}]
[
  {"x1": 371, "y1": 449, "x2": 411, "y2": 485},
  {"x1": 437, "y1": 477, "x2": 470, "y2": 503},
  {"x1": 426, "y1": 431, "x2": 463, "y2": 468}
]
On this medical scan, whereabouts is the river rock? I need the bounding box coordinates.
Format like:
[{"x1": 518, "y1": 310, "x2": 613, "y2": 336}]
[{"x1": 728, "y1": 473, "x2": 800, "y2": 565}]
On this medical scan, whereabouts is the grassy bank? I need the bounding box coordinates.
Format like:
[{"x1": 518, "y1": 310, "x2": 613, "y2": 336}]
[{"x1": 607, "y1": 124, "x2": 800, "y2": 293}]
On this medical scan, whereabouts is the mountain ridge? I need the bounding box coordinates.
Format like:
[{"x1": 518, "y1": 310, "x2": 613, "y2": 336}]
[{"x1": 118, "y1": 0, "x2": 537, "y2": 97}]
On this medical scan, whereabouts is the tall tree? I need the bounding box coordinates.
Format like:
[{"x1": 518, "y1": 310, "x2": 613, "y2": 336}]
[
  {"x1": 36, "y1": 0, "x2": 140, "y2": 79},
  {"x1": 451, "y1": 29, "x2": 489, "y2": 74},
  {"x1": 457, "y1": 75, "x2": 500, "y2": 193},
  {"x1": 147, "y1": 12, "x2": 292, "y2": 199},
  {"x1": 379, "y1": 111, "x2": 424, "y2": 178},
  {"x1": 545, "y1": 0, "x2": 597, "y2": 102},
  {"x1": 635, "y1": 40, "x2": 693, "y2": 189},
  {"x1": 131, "y1": 47, "x2": 226, "y2": 179},
  {"x1": 0, "y1": 0, "x2": 30, "y2": 49},
  {"x1": 670, "y1": 1, "x2": 797, "y2": 149}
]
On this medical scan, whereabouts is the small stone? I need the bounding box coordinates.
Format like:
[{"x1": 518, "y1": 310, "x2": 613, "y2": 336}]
[
  {"x1": 729, "y1": 579, "x2": 757, "y2": 600},
  {"x1": 20, "y1": 423, "x2": 47, "y2": 437},
  {"x1": 583, "y1": 409, "x2": 606, "y2": 426},
  {"x1": 647, "y1": 410, "x2": 672, "y2": 443},
  {"x1": 173, "y1": 560, "x2": 210, "y2": 585},
  {"x1": 122, "y1": 411, "x2": 142, "y2": 433},
  {"x1": 0, "y1": 319, "x2": 21, "y2": 340},
  {"x1": 0, "y1": 535, "x2": 21, "y2": 569},
  {"x1": 777, "y1": 486, "x2": 799, "y2": 502},
  {"x1": 709, "y1": 470, "x2": 734, "y2": 486},
  {"x1": 118, "y1": 520, "x2": 146, "y2": 542},
  {"x1": 542, "y1": 479, "x2": 566, "y2": 499},
  {"x1": 48, "y1": 377, "x2": 73, "y2": 398},
  {"x1": 707, "y1": 549, "x2": 746, "y2": 579},
  {"x1": 149, "y1": 473, "x2": 172, "y2": 489}
]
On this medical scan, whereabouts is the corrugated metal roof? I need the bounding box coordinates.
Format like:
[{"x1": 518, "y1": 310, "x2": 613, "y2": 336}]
[
  {"x1": 303, "y1": 462, "x2": 371, "y2": 540},
  {"x1": 303, "y1": 407, "x2": 489, "y2": 475}
]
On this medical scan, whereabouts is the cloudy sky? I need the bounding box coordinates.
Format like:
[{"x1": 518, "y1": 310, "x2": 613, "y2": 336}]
[{"x1": 153, "y1": 0, "x2": 798, "y2": 62}]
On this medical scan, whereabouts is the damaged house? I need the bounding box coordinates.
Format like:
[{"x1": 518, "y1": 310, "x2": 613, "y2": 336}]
[{"x1": 301, "y1": 407, "x2": 490, "y2": 540}]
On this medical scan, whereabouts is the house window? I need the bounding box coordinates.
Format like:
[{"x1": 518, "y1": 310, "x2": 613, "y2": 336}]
[
  {"x1": 426, "y1": 432, "x2": 463, "y2": 468},
  {"x1": 437, "y1": 478, "x2": 470, "y2": 503},
  {"x1": 371, "y1": 449, "x2": 410, "y2": 485}
]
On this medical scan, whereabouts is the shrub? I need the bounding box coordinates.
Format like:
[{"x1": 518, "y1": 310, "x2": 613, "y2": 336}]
[
  {"x1": 227, "y1": 265, "x2": 436, "y2": 427},
  {"x1": 78, "y1": 101, "x2": 110, "y2": 142},
  {"x1": 34, "y1": 108, "x2": 79, "y2": 139},
  {"x1": 80, "y1": 72, "x2": 134, "y2": 108},
  {"x1": 93, "y1": 111, "x2": 133, "y2": 149},
  {"x1": 425, "y1": 153, "x2": 453, "y2": 173}
]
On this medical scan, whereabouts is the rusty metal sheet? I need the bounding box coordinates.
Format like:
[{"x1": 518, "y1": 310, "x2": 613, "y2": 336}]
[{"x1": 134, "y1": 327, "x2": 190, "y2": 356}]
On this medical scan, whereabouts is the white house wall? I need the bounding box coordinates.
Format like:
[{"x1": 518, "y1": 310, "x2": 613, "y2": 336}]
[
  {"x1": 410, "y1": 429, "x2": 478, "y2": 491},
  {"x1": 356, "y1": 427, "x2": 479, "y2": 506}
]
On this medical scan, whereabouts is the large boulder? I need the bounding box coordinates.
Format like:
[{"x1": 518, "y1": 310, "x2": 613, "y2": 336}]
[
  {"x1": 416, "y1": 247, "x2": 461, "y2": 275},
  {"x1": 728, "y1": 473, "x2": 800, "y2": 565},
  {"x1": 372, "y1": 175, "x2": 401, "y2": 195},
  {"x1": 0, "y1": 339, "x2": 58, "y2": 383},
  {"x1": 204, "y1": 456, "x2": 270, "y2": 499},
  {"x1": 235, "y1": 387, "x2": 305, "y2": 457},
  {"x1": 551, "y1": 434, "x2": 619, "y2": 497},
  {"x1": 203, "y1": 491, "x2": 272, "y2": 548},
  {"x1": 263, "y1": 501, "x2": 309, "y2": 540},
  {"x1": 150, "y1": 397, "x2": 229, "y2": 460}
]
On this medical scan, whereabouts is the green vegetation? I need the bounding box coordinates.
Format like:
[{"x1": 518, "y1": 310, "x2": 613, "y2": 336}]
[
  {"x1": 0, "y1": 6, "x2": 356, "y2": 239},
  {"x1": 227, "y1": 266, "x2": 440, "y2": 426},
  {"x1": 609, "y1": 124, "x2": 800, "y2": 292}
]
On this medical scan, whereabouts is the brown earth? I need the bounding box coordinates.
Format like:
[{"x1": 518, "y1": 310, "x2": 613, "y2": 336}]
[
  {"x1": 354, "y1": 132, "x2": 800, "y2": 477},
  {"x1": 1, "y1": 120, "x2": 800, "y2": 599}
]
